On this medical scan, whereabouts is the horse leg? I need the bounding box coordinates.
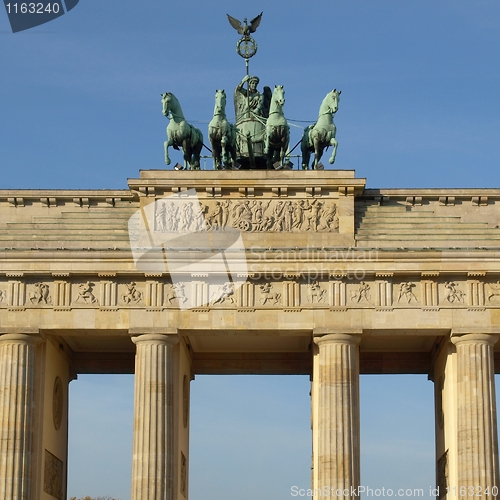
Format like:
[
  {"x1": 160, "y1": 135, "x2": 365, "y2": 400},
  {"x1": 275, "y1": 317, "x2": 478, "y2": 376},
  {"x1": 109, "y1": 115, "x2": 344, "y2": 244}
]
[
  {"x1": 211, "y1": 141, "x2": 221, "y2": 170},
  {"x1": 280, "y1": 145, "x2": 286, "y2": 167},
  {"x1": 164, "y1": 138, "x2": 172, "y2": 165},
  {"x1": 221, "y1": 136, "x2": 228, "y2": 169},
  {"x1": 313, "y1": 139, "x2": 323, "y2": 170},
  {"x1": 329, "y1": 137, "x2": 338, "y2": 164},
  {"x1": 192, "y1": 139, "x2": 203, "y2": 171},
  {"x1": 181, "y1": 141, "x2": 191, "y2": 170},
  {"x1": 264, "y1": 126, "x2": 270, "y2": 155},
  {"x1": 301, "y1": 133, "x2": 310, "y2": 170},
  {"x1": 226, "y1": 144, "x2": 234, "y2": 170}
]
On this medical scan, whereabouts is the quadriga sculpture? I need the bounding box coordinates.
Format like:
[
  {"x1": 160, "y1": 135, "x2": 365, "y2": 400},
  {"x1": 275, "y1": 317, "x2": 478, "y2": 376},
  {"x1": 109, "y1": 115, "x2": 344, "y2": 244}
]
[
  {"x1": 301, "y1": 89, "x2": 341, "y2": 170},
  {"x1": 208, "y1": 89, "x2": 237, "y2": 170},
  {"x1": 161, "y1": 92, "x2": 204, "y2": 170},
  {"x1": 264, "y1": 85, "x2": 290, "y2": 169}
]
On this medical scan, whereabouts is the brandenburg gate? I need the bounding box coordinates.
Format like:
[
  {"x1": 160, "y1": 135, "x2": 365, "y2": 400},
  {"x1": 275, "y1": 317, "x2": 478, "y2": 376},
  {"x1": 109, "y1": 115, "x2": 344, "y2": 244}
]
[{"x1": 1, "y1": 169, "x2": 500, "y2": 499}]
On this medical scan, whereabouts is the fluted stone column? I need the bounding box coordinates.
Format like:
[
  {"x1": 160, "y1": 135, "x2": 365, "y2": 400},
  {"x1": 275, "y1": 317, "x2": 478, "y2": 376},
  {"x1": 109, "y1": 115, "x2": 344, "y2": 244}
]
[
  {"x1": 314, "y1": 334, "x2": 361, "y2": 498},
  {"x1": 131, "y1": 333, "x2": 179, "y2": 500},
  {"x1": 0, "y1": 333, "x2": 41, "y2": 500},
  {"x1": 451, "y1": 334, "x2": 500, "y2": 494}
]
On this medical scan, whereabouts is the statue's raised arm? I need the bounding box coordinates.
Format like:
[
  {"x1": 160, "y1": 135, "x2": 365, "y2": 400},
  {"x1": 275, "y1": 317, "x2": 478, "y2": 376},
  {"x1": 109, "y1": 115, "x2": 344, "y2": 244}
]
[{"x1": 234, "y1": 75, "x2": 265, "y2": 124}]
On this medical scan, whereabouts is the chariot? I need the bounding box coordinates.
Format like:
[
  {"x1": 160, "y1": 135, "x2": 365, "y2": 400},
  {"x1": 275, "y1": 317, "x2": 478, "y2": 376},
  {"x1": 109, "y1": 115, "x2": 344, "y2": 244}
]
[{"x1": 162, "y1": 13, "x2": 340, "y2": 171}]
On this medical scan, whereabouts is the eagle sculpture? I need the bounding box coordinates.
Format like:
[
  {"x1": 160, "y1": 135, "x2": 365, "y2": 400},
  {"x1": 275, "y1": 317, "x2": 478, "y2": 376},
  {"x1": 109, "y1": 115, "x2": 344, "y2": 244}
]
[{"x1": 226, "y1": 12, "x2": 263, "y2": 38}]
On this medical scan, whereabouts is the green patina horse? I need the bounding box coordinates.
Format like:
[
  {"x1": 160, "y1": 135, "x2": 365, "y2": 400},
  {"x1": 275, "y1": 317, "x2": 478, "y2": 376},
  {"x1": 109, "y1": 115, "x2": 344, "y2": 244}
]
[
  {"x1": 301, "y1": 89, "x2": 341, "y2": 170},
  {"x1": 161, "y1": 92, "x2": 203, "y2": 170},
  {"x1": 264, "y1": 85, "x2": 289, "y2": 169},
  {"x1": 208, "y1": 89, "x2": 237, "y2": 170}
]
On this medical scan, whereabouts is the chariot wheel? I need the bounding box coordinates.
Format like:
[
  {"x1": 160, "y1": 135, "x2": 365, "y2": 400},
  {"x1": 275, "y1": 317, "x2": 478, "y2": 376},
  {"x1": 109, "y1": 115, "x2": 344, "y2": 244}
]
[{"x1": 238, "y1": 220, "x2": 251, "y2": 231}]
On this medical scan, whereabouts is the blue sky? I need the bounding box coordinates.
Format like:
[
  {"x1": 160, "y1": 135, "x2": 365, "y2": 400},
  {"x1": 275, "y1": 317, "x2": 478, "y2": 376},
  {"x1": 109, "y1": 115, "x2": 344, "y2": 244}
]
[{"x1": 2, "y1": 0, "x2": 500, "y2": 499}]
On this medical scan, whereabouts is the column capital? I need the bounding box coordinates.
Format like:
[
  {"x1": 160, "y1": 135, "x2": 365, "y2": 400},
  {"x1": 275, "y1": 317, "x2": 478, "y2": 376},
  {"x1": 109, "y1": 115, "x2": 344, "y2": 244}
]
[
  {"x1": 0, "y1": 333, "x2": 42, "y2": 346},
  {"x1": 129, "y1": 327, "x2": 178, "y2": 336},
  {"x1": 314, "y1": 333, "x2": 361, "y2": 347},
  {"x1": 131, "y1": 333, "x2": 179, "y2": 347},
  {"x1": 451, "y1": 333, "x2": 498, "y2": 347}
]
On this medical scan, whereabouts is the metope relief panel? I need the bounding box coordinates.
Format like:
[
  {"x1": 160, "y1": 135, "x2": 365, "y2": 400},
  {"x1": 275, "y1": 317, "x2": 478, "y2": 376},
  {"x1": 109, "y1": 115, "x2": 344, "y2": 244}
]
[
  {"x1": 209, "y1": 281, "x2": 236, "y2": 306},
  {"x1": 302, "y1": 280, "x2": 327, "y2": 305},
  {"x1": 258, "y1": 282, "x2": 281, "y2": 306},
  {"x1": 0, "y1": 284, "x2": 7, "y2": 306},
  {"x1": 73, "y1": 281, "x2": 98, "y2": 306},
  {"x1": 28, "y1": 282, "x2": 52, "y2": 306},
  {"x1": 120, "y1": 281, "x2": 144, "y2": 305},
  {"x1": 395, "y1": 282, "x2": 418, "y2": 306},
  {"x1": 486, "y1": 281, "x2": 500, "y2": 304},
  {"x1": 441, "y1": 281, "x2": 465, "y2": 305},
  {"x1": 349, "y1": 281, "x2": 371, "y2": 305}
]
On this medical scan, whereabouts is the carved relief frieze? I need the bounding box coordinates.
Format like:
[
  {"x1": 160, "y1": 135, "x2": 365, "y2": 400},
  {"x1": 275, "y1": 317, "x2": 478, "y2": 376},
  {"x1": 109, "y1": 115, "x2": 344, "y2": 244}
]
[
  {"x1": 436, "y1": 451, "x2": 448, "y2": 500},
  {"x1": 164, "y1": 283, "x2": 177, "y2": 306},
  {"x1": 396, "y1": 282, "x2": 418, "y2": 304},
  {"x1": 210, "y1": 282, "x2": 236, "y2": 306},
  {"x1": 2, "y1": 275, "x2": 500, "y2": 314},
  {"x1": 43, "y1": 450, "x2": 63, "y2": 500},
  {"x1": 28, "y1": 282, "x2": 52, "y2": 305},
  {"x1": 180, "y1": 451, "x2": 187, "y2": 498},
  {"x1": 304, "y1": 280, "x2": 326, "y2": 304},
  {"x1": 53, "y1": 376, "x2": 63, "y2": 431},
  {"x1": 486, "y1": 281, "x2": 500, "y2": 303},
  {"x1": 74, "y1": 281, "x2": 98, "y2": 305},
  {"x1": 442, "y1": 281, "x2": 465, "y2": 304},
  {"x1": 350, "y1": 281, "x2": 371, "y2": 305},
  {"x1": 121, "y1": 281, "x2": 143, "y2": 305},
  {"x1": 153, "y1": 197, "x2": 339, "y2": 234},
  {"x1": 258, "y1": 282, "x2": 281, "y2": 305}
]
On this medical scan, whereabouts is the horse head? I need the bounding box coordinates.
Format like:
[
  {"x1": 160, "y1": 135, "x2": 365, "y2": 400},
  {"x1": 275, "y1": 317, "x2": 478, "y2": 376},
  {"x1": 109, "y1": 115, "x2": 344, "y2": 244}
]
[
  {"x1": 161, "y1": 92, "x2": 174, "y2": 117},
  {"x1": 273, "y1": 85, "x2": 285, "y2": 107},
  {"x1": 214, "y1": 89, "x2": 227, "y2": 116},
  {"x1": 327, "y1": 89, "x2": 341, "y2": 113}
]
